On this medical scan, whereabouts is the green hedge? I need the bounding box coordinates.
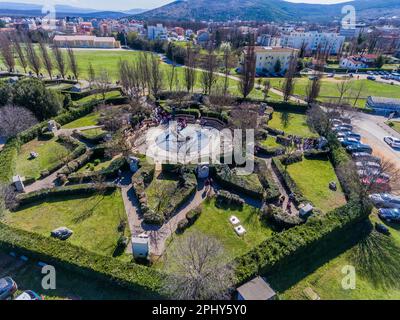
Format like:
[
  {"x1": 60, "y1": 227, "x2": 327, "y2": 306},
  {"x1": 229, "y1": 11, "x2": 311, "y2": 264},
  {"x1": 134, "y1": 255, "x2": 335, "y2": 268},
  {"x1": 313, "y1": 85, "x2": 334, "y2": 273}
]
[
  {"x1": 234, "y1": 200, "x2": 371, "y2": 283},
  {"x1": 0, "y1": 138, "x2": 20, "y2": 183},
  {"x1": 214, "y1": 165, "x2": 264, "y2": 200},
  {"x1": 0, "y1": 222, "x2": 164, "y2": 298},
  {"x1": 255, "y1": 159, "x2": 281, "y2": 202},
  {"x1": 61, "y1": 87, "x2": 123, "y2": 101},
  {"x1": 68, "y1": 157, "x2": 128, "y2": 183}
]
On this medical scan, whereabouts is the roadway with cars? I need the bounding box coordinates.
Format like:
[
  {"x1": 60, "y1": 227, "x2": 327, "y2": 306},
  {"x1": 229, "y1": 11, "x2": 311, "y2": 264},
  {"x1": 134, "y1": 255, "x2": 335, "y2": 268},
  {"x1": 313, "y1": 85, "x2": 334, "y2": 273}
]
[{"x1": 352, "y1": 112, "x2": 400, "y2": 171}]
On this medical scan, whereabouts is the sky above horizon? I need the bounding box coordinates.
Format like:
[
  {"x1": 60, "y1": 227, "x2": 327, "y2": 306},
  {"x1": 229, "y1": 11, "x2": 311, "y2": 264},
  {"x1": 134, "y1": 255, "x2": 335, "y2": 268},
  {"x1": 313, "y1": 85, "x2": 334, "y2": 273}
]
[{"x1": 0, "y1": 0, "x2": 354, "y2": 11}]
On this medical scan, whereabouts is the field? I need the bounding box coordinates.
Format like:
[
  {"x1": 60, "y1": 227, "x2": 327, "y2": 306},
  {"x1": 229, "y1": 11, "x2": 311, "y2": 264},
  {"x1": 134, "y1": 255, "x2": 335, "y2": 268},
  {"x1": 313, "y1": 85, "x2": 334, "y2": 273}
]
[
  {"x1": 1, "y1": 190, "x2": 128, "y2": 257},
  {"x1": 287, "y1": 158, "x2": 347, "y2": 212},
  {"x1": 77, "y1": 157, "x2": 115, "y2": 173},
  {"x1": 62, "y1": 112, "x2": 101, "y2": 129},
  {"x1": 164, "y1": 198, "x2": 274, "y2": 260},
  {"x1": 80, "y1": 128, "x2": 107, "y2": 139},
  {"x1": 273, "y1": 214, "x2": 400, "y2": 300},
  {"x1": 260, "y1": 136, "x2": 282, "y2": 148},
  {"x1": 0, "y1": 250, "x2": 143, "y2": 300},
  {"x1": 267, "y1": 77, "x2": 400, "y2": 108},
  {"x1": 268, "y1": 111, "x2": 317, "y2": 137},
  {"x1": 15, "y1": 137, "x2": 73, "y2": 179},
  {"x1": 146, "y1": 173, "x2": 181, "y2": 214},
  {"x1": 385, "y1": 120, "x2": 400, "y2": 134}
]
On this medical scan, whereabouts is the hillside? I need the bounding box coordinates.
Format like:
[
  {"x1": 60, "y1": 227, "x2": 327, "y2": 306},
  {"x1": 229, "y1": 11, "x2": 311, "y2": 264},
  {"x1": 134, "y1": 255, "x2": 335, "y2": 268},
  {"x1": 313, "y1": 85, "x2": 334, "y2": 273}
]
[{"x1": 133, "y1": 0, "x2": 400, "y2": 22}]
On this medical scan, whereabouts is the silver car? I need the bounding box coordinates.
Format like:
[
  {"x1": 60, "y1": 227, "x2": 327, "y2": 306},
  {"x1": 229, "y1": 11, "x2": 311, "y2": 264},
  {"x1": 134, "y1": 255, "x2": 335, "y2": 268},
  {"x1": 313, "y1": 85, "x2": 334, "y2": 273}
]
[{"x1": 369, "y1": 193, "x2": 400, "y2": 208}]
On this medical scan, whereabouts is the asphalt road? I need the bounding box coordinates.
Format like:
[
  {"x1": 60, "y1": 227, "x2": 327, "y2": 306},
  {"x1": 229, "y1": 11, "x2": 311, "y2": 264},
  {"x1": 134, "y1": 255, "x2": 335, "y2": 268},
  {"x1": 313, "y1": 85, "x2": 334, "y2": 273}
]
[{"x1": 352, "y1": 112, "x2": 400, "y2": 170}]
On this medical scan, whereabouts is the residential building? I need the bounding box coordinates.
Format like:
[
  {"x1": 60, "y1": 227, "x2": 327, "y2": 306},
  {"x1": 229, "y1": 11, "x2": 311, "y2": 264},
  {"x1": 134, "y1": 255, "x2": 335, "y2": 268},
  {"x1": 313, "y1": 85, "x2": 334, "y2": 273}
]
[
  {"x1": 236, "y1": 276, "x2": 277, "y2": 300},
  {"x1": 53, "y1": 35, "x2": 120, "y2": 49},
  {"x1": 147, "y1": 24, "x2": 168, "y2": 40},
  {"x1": 339, "y1": 54, "x2": 378, "y2": 70},
  {"x1": 257, "y1": 34, "x2": 281, "y2": 47},
  {"x1": 280, "y1": 31, "x2": 345, "y2": 55},
  {"x1": 78, "y1": 22, "x2": 93, "y2": 34},
  {"x1": 366, "y1": 96, "x2": 400, "y2": 115},
  {"x1": 241, "y1": 46, "x2": 298, "y2": 75},
  {"x1": 339, "y1": 23, "x2": 367, "y2": 39}
]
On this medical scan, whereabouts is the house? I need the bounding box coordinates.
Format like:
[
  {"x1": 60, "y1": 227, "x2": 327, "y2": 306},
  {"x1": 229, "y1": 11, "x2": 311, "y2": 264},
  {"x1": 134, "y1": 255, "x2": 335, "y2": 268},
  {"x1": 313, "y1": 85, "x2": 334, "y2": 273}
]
[
  {"x1": 240, "y1": 46, "x2": 298, "y2": 76},
  {"x1": 339, "y1": 54, "x2": 378, "y2": 70},
  {"x1": 53, "y1": 35, "x2": 120, "y2": 49},
  {"x1": 236, "y1": 276, "x2": 277, "y2": 300},
  {"x1": 366, "y1": 96, "x2": 400, "y2": 115}
]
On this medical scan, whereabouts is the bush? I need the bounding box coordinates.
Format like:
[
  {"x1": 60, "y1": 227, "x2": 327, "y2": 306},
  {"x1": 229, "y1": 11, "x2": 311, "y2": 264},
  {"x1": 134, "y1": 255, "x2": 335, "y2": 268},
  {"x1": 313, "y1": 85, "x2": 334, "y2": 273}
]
[
  {"x1": 255, "y1": 159, "x2": 281, "y2": 203},
  {"x1": 143, "y1": 210, "x2": 164, "y2": 225},
  {"x1": 176, "y1": 218, "x2": 190, "y2": 233},
  {"x1": 215, "y1": 190, "x2": 244, "y2": 209},
  {"x1": 262, "y1": 204, "x2": 304, "y2": 230},
  {"x1": 40, "y1": 131, "x2": 55, "y2": 140},
  {"x1": 186, "y1": 207, "x2": 202, "y2": 225}
]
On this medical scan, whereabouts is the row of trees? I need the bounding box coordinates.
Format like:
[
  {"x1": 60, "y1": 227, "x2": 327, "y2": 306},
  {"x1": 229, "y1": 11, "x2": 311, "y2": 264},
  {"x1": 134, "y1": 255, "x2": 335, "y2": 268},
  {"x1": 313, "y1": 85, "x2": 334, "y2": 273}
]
[{"x1": 0, "y1": 32, "x2": 80, "y2": 80}]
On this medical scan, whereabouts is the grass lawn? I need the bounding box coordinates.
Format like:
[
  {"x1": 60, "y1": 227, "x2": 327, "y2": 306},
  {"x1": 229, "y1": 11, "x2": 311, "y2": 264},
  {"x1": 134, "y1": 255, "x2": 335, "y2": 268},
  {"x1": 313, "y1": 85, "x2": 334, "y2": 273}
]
[
  {"x1": 267, "y1": 77, "x2": 400, "y2": 108},
  {"x1": 268, "y1": 111, "x2": 317, "y2": 137},
  {"x1": 287, "y1": 158, "x2": 347, "y2": 212},
  {"x1": 164, "y1": 198, "x2": 274, "y2": 260},
  {"x1": 80, "y1": 128, "x2": 107, "y2": 139},
  {"x1": 0, "y1": 250, "x2": 148, "y2": 300},
  {"x1": 2, "y1": 190, "x2": 128, "y2": 257},
  {"x1": 385, "y1": 120, "x2": 400, "y2": 134},
  {"x1": 146, "y1": 172, "x2": 181, "y2": 214},
  {"x1": 260, "y1": 136, "x2": 282, "y2": 148},
  {"x1": 77, "y1": 157, "x2": 116, "y2": 173},
  {"x1": 274, "y1": 214, "x2": 400, "y2": 300},
  {"x1": 75, "y1": 90, "x2": 122, "y2": 105},
  {"x1": 62, "y1": 112, "x2": 101, "y2": 129},
  {"x1": 15, "y1": 137, "x2": 73, "y2": 179}
]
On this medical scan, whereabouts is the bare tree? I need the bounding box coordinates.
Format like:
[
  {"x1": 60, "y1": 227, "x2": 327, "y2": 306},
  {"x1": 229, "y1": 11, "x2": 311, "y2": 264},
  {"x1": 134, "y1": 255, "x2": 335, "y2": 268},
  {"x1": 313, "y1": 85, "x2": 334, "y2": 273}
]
[
  {"x1": 87, "y1": 62, "x2": 95, "y2": 89},
  {"x1": 95, "y1": 69, "x2": 112, "y2": 102},
  {"x1": 67, "y1": 46, "x2": 79, "y2": 80},
  {"x1": 25, "y1": 37, "x2": 41, "y2": 77},
  {"x1": 167, "y1": 54, "x2": 177, "y2": 92},
  {"x1": 305, "y1": 72, "x2": 322, "y2": 105},
  {"x1": 52, "y1": 42, "x2": 67, "y2": 79},
  {"x1": 352, "y1": 81, "x2": 365, "y2": 108},
  {"x1": 0, "y1": 183, "x2": 18, "y2": 215},
  {"x1": 163, "y1": 232, "x2": 236, "y2": 300},
  {"x1": 119, "y1": 59, "x2": 142, "y2": 105},
  {"x1": 12, "y1": 33, "x2": 28, "y2": 74},
  {"x1": 184, "y1": 43, "x2": 197, "y2": 93},
  {"x1": 282, "y1": 53, "x2": 298, "y2": 102},
  {"x1": 238, "y1": 44, "x2": 256, "y2": 99},
  {"x1": 200, "y1": 46, "x2": 218, "y2": 95},
  {"x1": 149, "y1": 55, "x2": 164, "y2": 98},
  {"x1": 0, "y1": 105, "x2": 38, "y2": 138},
  {"x1": 220, "y1": 42, "x2": 232, "y2": 96},
  {"x1": 262, "y1": 79, "x2": 271, "y2": 101},
  {"x1": 336, "y1": 77, "x2": 353, "y2": 105},
  {"x1": 0, "y1": 33, "x2": 15, "y2": 73},
  {"x1": 38, "y1": 38, "x2": 53, "y2": 79}
]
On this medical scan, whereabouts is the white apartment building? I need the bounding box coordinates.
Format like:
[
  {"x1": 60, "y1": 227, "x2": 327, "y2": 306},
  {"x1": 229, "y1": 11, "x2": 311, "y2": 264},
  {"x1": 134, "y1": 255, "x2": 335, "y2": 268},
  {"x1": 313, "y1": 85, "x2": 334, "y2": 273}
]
[
  {"x1": 257, "y1": 34, "x2": 281, "y2": 47},
  {"x1": 147, "y1": 24, "x2": 168, "y2": 40},
  {"x1": 280, "y1": 31, "x2": 345, "y2": 55},
  {"x1": 242, "y1": 46, "x2": 299, "y2": 75}
]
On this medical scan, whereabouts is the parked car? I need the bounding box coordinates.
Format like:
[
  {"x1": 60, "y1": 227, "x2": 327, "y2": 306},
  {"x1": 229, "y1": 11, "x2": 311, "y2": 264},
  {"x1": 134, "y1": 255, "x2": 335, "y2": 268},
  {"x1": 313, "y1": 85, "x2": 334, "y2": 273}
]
[
  {"x1": 0, "y1": 277, "x2": 17, "y2": 300},
  {"x1": 346, "y1": 144, "x2": 373, "y2": 154},
  {"x1": 337, "y1": 131, "x2": 361, "y2": 140},
  {"x1": 369, "y1": 193, "x2": 400, "y2": 208},
  {"x1": 384, "y1": 136, "x2": 400, "y2": 148},
  {"x1": 50, "y1": 227, "x2": 73, "y2": 240},
  {"x1": 351, "y1": 152, "x2": 381, "y2": 163},
  {"x1": 367, "y1": 76, "x2": 376, "y2": 81},
  {"x1": 355, "y1": 161, "x2": 381, "y2": 170},
  {"x1": 378, "y1": 208, "x2": 400, "y2": 223},
  {"x1": 375, "y1": 222, "x2": 390, "y2": 235},
  {"x1": 15, "y1": 290, "x2": 43, "y2": 300},
  {"x1": 333, "y1": 126, "x2": 352, "y2": 133},
  {"x1": 339, "y1": 137, "x2": 360, "y2": 147}
]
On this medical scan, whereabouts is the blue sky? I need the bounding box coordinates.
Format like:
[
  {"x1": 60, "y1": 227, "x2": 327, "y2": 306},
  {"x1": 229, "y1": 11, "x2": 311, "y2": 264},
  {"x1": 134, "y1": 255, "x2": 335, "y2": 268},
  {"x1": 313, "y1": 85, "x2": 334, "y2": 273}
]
[{"x1": 0, "y1": 0, "x2": 353, "y2": 11}]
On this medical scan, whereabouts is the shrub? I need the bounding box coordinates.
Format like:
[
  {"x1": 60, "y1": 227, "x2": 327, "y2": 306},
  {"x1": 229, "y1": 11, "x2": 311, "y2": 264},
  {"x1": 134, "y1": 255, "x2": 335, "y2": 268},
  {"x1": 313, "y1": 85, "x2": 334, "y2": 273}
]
[
  {"x1": 255, "y1": 159, "x2": 281, "y2": 203},
  {"x1": 215, "y1": 190, "x2": 244, "y2": 209},
  {"x1": 186, "y1": 207, "x2": 202, "y2": 225},
  {"x1": 262, "y1": 204, "x2": 304, "y2": 230},
  {"x1": 40, "y1": 131, "x2": 55, "y2": 140},
  {"x1": 176, "y1": 218, "x2": 190, "y2": 233}
]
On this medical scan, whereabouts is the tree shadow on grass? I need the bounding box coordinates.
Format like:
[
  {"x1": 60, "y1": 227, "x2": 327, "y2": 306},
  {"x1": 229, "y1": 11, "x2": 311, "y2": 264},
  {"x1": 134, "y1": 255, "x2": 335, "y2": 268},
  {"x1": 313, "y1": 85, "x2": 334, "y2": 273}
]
[
  {"x1": 72, "y1": 195, "x2": 105, "y2": 224},
  {"x1": 280, "y1": 111, "x2": 292, "y2": 129},
  {"x1": 349, "y1": 230, "x2": 400, "y2": 290}
]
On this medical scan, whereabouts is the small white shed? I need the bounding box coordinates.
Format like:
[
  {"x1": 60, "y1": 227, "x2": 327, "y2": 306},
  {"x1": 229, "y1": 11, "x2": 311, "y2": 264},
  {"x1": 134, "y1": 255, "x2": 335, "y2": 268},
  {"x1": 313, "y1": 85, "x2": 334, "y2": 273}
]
[
  {"x1": 12, "y1": 175, "x2": 25, "y2": 192},
  {"x1": 132, "y1": 233, "x2": 150, "y2": 258}
]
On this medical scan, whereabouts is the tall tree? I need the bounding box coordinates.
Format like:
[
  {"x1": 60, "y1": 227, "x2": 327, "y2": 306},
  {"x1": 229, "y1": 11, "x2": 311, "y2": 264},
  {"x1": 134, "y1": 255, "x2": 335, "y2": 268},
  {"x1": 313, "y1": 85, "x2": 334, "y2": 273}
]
[
  {"x1": 149, "y1": 55, "x2": 164, "y2": 98},
  {"x1": 95, "y1": 69, "x2": 112, "y2": 103},
  {"x1": 0, "y1": 33, "x2": 15, "y2": 72},
  {"x1": 184, "y1": 43, "x2": 197, "y2": 93},
  {"x1": 67, "y1": 46, "x2": 79, "y2": 80},
  {"x1": 25, "y1": 37, "x2": 41, "y2": 77},
  {"x1": 220, "y1": 42, "x2": 232, "y2": 96},
  {"x1": 13, "y1": 33, "x2": 28, "y2": 74},
  {"x1": 119, "y1": 60, "x2": 142, "y2": 106},
  {"x1": 38, "y1": 38, "x2": 53, "y2": 79},
  {"x1": 336, "y1": 78, "x2": 353, "y2": 105},
  {"x1": 282, "y1": 53, "x2": 298, "y2": 102},
  {"x1": 87, "y1": 62, "x2": 96, "y2": 89},
  {"x1": 52, "y1": 42, "x2": 67, "y2": 79},
  {"x1": 305, "y1": 72, "x2": 322, "y2": 105},
  {"x1": 238, "y1": 44, "x2": 256, "y2": 99},
  {"x1": 200, "y1": 46, "x2": 218, "y2": 95},
  {"x1": 0, "y1": 105, "x2": 38, "y2": 138}
]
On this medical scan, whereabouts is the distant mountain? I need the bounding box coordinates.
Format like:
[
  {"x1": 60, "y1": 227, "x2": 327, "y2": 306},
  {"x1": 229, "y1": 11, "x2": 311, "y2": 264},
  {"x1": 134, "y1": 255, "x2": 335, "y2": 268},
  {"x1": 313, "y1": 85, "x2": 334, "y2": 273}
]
[
  {"x1": 133, "y1": 0, "x2": 400, "y2": 22},
  {"x1": 0, "y1": 2, "x2": 146, "y2": 18}
]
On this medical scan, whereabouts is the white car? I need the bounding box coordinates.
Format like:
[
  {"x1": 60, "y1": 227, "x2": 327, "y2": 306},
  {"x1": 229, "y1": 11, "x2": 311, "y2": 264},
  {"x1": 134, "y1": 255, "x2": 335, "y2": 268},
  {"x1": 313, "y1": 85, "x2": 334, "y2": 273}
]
[
  {"x1": 369, "y1": 193, "x2": 400, "y2": 208},
  {"x1": 384, "y1": 136, "x2": 400, "y2": 148},
  {"x1": 355, "y1": 161, "x2": 381, "y2": 170}
]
